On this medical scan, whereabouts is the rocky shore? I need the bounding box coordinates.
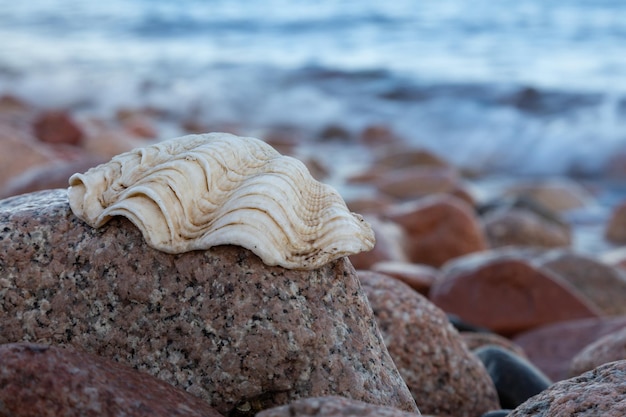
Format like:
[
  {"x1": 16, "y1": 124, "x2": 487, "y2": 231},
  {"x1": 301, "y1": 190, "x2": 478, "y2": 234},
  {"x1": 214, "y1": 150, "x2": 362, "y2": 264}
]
[{"x1": 1, "y1": 95, "x2": 626, "y2": 416}]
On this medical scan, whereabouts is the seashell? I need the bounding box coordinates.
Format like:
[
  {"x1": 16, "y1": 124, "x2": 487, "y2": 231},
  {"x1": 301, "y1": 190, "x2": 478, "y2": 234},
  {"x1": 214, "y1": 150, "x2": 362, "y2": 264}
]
[{"x1": 68, "y1": 132, "x2": 375, "y2": 270}]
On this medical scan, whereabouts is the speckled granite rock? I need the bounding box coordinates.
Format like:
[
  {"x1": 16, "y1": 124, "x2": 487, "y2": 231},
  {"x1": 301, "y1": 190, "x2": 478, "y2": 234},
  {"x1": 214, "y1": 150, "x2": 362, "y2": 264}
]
[
  {"x1": 508, "y1": 360, "x2": 626, "y2": 417},
  {"x1": 358, "y1": 271, "x2": 499, "y2": 417},
  {"x1": 256, "y1": 396, "x2": 422, "y2": 417},
  {"x1": 0, "y1": 342, "x2": 222, "y2": 417},
  {"x1": 569, "y1": 326, "x2": 626, "y2": 377},
  {"x1": 0, "y1": 189, "x2": 418, "y2": 415}
]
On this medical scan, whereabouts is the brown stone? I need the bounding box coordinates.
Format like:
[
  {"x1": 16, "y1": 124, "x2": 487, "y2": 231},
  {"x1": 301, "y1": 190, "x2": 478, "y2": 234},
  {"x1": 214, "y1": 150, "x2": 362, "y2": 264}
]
[
  {"x1": 375, "y1": 166, "x2": 459, "y2": 200},
  {"x1": 461, "y1": 332, "x2": 527, "y2": 358},
  {"x1": 508, "y1": 360, "x2": 626, "y2": 417},
  {"x1": 483, "y1": 208, "x2": 571, "y2": 249},
  {"x1": 349, "y1": 216, "x2": 408, "y2": 270},
  {"x1": 536, "y1": 250, "x2": 626, "y2": 316},
  {"x1": 372, "y1": 147, "x2": 449, "y2": 170},
  {"x1": 359, "y1": 125, "x2": 401, "y2": 147},
  {"x1": 0, "y1": 342, "x2": 222, "y2": 417},
  {"x1": 346, "y1": 195, "x2": 395, "y2": 215},
  {"x1": 359, "y1": 271, "x2": 499, "y2": 417},
  {"x1": 383, "y1": 195, "x2": 487, "y2": 268},
  {"x1": 569, "y1": 327, "x2": 626, "y2": 377},
  {"x1": 429, "y1": 249, "x2": 602, "y2": 335},
  {"x1": 257, "y1": 396, "x2": 421, "y2": 417},
  {"x1": 370, "y1": 261, "x2": 438, "y2": 295},
  {"x1": 82, "y1": 125, "x2": 152, "y2": 159},
  {"x1": 0, "y1": 126, "x2": 58, "y2": 188},
  {"x1": 504, "y1": 179, "x2": 593, "y2": 213},
  {"x1": 0, "y1": 189, "x2": 418, "y2": 415},
  {"x1": 0, "y1": 156, "x2": 106, "y2": 199},
  {"x1": 513, "y1": 316, "x2": 626, "y2": 381},
  {"x1": 33, "y1": 110, "x2": 83, "y2": 145},
  {"x1": 605, "y1": 201, "x2": 626, "y2": 244}
]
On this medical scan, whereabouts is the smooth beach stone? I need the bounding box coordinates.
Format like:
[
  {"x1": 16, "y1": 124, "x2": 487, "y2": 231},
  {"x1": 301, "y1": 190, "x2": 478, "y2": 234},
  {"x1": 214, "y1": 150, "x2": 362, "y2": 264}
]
[
  {"x1": 482, "y1": 208, "x2": 571, "y2": 249},
  {"x1": 371, "y1": 146, "x2": 450, "y2": 170},
  {"x1": 383, "y1": 194, "x2": 487, "y2": 268},
  {"x1": 569, "y1": 327, "x2": 626, "y2": 377},
  {"x1": 370, "y1": 261, "x2": 439, "y2": 295},
  {"x1": 605, "y1": 200, "x2": 626, "y2": 244},
  {"x1": 462, "y1": 332, "x2": 527, "y2": 358},
  {"x1": 359, "y1": 124, "x2": 402, "y2": 147},
  {"x1": 346, "y1": 194, "x2": 396, "y2": 216},
  {"x1": 508, "y1": 360, "x2": 626, "y2": 417},
  {"x1": 535, "y1": 249, "x2": 626, "y2": 316},
  {"x1": 0, "y1": 342, "x2": 222, "y2": 417},
  {"x1": 374, "y1": 166, "x2": 459, "y2": 200},
  {"x1": 474, "y1": 345, "x2": 552, "y2": 409},
  {"x1": 0, "y1": 156, "x2": 106, "y2": 200},
  {"x1": 349, "y1": 215, "x2": 408, "y2": 270},
  {"x1": 503, "y1": 179, "x2": 594, "y2": 213},
  {"x1": 513, "y1": 316, "x2": 626, "y2": 381},
  {"x1": 0, "y1": 189, "x2": 418, "y2": 415},
  {"x1": 358, "y1": 270, "x2": 499, "y2": 417},
  {"x1": 81, "y1": 122, "x2": 153, "y2": 159},
  {"x1": 429, "y1": 249, "x2": 601, "y2": 335},
  {"x1": 33, "y1": 109, "x2": 83, "y2": 145},
  {"x1": 0, "y1": 125, "x2": 57, "y2": 188},
  {"x1": 256, "y1": 396, "x2": 422, "y2": 417}
]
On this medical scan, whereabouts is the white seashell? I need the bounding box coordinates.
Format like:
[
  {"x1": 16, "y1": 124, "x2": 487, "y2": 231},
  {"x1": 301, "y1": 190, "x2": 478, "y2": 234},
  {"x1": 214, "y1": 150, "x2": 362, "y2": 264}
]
[{"x1": 68, "y1": 132, "x2": 375, "y2": 270}]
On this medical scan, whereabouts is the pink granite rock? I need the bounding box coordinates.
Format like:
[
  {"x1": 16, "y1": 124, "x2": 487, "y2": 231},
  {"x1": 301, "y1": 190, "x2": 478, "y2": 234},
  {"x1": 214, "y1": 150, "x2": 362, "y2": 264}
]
[
  {"x1": 0, "y1": 342, "x2": 222, "y2": 417},
  {"x1": 383, "y1": 195, "x2": 487, "y2": 268},
  {"x1": 256, "y1": 396, "x2": 422, "y2": 417},
  {"x1": 569, "y1": 326, "x2": 626, "y2": 377},
  {"x1": 0, "y1": 189, "x2": 417, "y2": 416},
  {"x1": 535, "y1": 250, "x2": 626, "y2": 316},
  {"x1": 358, "y1": 271, "x2": 499, "y2": 417},
  {"x1": 508, "y1": 360, "x2": 626, "y2": 417},
  {"x1": 513, "y1": 316, "x2": 626, "y2": 381},
  {"x1": 429, "y1": 249, "x2": 602, "y2": 335}
]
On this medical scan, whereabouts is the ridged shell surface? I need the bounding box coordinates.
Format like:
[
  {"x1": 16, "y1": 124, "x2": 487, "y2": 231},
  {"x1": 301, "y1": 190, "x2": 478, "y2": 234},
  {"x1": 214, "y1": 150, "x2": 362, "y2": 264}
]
[{"x1": 68, "y1": 132, "x2": 375, "y2": 269}]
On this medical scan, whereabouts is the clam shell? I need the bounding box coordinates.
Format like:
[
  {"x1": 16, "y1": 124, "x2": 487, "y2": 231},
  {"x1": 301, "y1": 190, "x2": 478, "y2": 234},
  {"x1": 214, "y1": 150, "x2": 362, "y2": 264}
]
[{"x1": 68, "y1": 132, "x2": 375, "y2": 270}]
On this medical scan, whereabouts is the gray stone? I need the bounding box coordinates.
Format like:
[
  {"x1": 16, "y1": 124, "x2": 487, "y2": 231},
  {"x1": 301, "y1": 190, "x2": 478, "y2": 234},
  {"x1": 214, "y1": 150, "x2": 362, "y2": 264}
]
[
  {"x1": 256, "y1": 396, "x2": 421, "y2": 417},
  {"x1": 475, "y1": 345, "x2": 551, "y2": 409},
  {"x1": 358, "y1": 270, "x2": 499, "y2": 417},
  {"x1": 508, "y1": 360, "x2": 626, "y2": 417},
  {"x1": 0, "y1": 189, "x2": 417, "y2": 415},
  {"x1": 0, "y1": 342, "x2": 223, "y2": 417}
]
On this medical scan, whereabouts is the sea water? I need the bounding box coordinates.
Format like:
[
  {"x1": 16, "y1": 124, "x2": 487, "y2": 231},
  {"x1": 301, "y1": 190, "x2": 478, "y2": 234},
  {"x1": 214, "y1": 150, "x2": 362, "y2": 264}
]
[{"x1": 1, "y1": 0, "x2": 626, "y2": 177}]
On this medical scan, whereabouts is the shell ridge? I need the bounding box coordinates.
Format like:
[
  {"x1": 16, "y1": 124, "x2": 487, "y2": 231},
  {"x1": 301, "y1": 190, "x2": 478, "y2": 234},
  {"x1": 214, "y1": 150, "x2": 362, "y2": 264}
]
[{"x1": 67, "y1": 132, "x2": 375, "y2": 270}]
